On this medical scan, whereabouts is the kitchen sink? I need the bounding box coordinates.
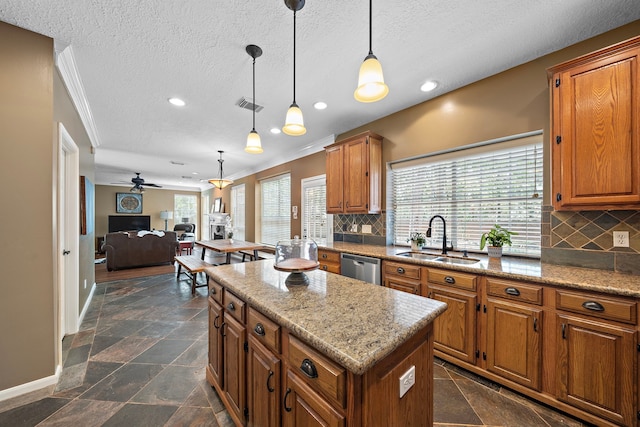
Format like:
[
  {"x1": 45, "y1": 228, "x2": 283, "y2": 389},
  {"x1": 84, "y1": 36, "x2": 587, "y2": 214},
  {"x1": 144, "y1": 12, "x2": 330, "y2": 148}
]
[{"x1": 396, "y1": 251, "x2": 480, "y2": 265}]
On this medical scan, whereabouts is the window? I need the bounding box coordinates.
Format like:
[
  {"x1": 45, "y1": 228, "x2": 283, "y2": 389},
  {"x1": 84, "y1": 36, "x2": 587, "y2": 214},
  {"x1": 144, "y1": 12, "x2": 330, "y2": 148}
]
[
  {"x1": 201, "y1": 193, "x2": 209, "y2": 239},
  {"x1": 260, "y1": 173, "x2": 291, "y2": 246},
  {"x1": 301, "y1": 175, "x2": 330, "y2": 245},
  {"x1": 391, "y1": 132, "x2": 543, "y2": 257},
  {"x1": 174, "y1": 194, "x2": 197, "y2": 225},
  {"x1": 230, "y1": 184, "x2": 246, "y2": 240}
]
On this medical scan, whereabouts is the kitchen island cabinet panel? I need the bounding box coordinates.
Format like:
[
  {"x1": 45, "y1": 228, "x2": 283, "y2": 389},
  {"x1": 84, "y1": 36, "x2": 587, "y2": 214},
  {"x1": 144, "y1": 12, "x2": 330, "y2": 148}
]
[
  {"x1": 223, "y1": 312, "x2": 246, "y2": 423},
  {"x1": 283, "y1": 369, "x2": 345, "y2": 427},
  {"x1": 247, "y1": 336, "x2": 281, "y2": 427},
  {"x1": 208, "y1": 297, "x2": 224, "y2": 388}
]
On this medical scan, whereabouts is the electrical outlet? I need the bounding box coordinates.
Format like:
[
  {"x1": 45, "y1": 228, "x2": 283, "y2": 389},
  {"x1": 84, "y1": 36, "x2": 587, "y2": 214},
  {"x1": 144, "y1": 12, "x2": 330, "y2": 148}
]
[
  {"x1": 362, "y1": 224, "x2": 372, "y2": 234},
  {"x1": 613, "y1": 231, "x2": 629, "y2": 247},
  {"x1": 399, "y1": 365, "x2": 415, "y2": 398},
  {"x1": 84, "y1": 279, "x2": 87, "y2": 289}
]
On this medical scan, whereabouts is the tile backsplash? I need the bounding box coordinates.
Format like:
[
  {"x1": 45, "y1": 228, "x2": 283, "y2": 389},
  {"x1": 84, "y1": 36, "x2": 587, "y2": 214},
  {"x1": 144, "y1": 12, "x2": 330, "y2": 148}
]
[
  {"x1": 541, "y1": 205, "x2": 640, "y2": 274},
  {"x1": 333, "y1": 213, "x2": 388, "y2": 246}
]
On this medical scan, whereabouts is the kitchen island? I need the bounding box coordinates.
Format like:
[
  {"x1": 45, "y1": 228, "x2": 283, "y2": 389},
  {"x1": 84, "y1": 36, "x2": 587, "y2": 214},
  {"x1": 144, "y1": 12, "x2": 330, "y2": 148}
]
[{"x1": 205, "y1": 259, "x2": 447, "y2": 427}]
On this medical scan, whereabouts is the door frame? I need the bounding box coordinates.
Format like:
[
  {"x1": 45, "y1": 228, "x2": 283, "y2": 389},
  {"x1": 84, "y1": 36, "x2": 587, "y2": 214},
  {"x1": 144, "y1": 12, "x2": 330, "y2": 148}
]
[{"x1": 57, "y1": 123, "x2": 80, "y2": 347}]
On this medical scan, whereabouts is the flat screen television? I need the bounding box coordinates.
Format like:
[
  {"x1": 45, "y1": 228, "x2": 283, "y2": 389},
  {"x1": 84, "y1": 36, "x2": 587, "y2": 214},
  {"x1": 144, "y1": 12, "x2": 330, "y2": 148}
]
[{"x1": 108, "y1": 215, "x2": 151, "y2": 232}]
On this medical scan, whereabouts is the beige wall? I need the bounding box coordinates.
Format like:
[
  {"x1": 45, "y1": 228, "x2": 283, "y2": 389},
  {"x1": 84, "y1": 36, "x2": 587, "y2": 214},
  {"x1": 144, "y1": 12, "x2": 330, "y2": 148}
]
[
  {"x1": 0, "y1": 22, "x2": 55, "y2": 390},
  {"x1": 95, "y1": 185, "x2": 201, "y2": 237},
  {"x1": 53, "y1": 69, "x2": 95, "y2": 313}
]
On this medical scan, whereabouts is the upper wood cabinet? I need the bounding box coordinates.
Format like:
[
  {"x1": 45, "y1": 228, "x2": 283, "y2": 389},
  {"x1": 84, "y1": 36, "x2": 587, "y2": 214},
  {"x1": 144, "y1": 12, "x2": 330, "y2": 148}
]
[
  {"x1": 548, "y1": 36, "x2": 640, "y2": 210},
  {"x1": 325, "y1": 131, "x2": 383, "y2": 214}
]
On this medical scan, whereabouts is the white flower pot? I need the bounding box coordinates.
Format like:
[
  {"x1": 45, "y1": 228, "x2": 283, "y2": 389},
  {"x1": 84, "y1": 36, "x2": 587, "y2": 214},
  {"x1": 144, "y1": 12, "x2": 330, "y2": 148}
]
[
  {"x1": 411, "y1": 242, "x2": 423, "y2": 251},
  {"x1": 487, "y1": 246, "x2": 503, "y2": 258}
]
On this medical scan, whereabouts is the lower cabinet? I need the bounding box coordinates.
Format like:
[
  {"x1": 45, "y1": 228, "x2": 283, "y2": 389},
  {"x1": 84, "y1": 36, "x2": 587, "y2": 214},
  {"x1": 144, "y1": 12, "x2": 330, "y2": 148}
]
[
  {"x1": 318, "y1": 249, "x2": 341, "y2": 274},
  {"x1": 282, "y1": 369, "x2": 345, "y2": 427},
  {"x1": 247, "y1": 336, "x2": 281, "y2": 427},
  {"x1": 382, "y1": 260, "x2": 424, "y2": 295},
  {"x1": 223, "y1": 313, "x2": 246, "y2": 421},
  {"x1": 556, "y1": 314, "x2": 636, "y2": 426},
  {"x1": 208, "y1": 297, "x2": 223, "y2": 387}
]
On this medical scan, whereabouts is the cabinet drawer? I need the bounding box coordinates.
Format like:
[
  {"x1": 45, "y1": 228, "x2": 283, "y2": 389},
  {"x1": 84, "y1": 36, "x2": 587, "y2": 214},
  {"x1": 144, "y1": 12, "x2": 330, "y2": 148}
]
[
  {"x1": 209, "y1": 280, "x2": 224, "y2": 305},
  {"x1": 556, "y1": 289, "x2": 637, "y2": 325},
  {"x1": 287, "y1": 335, "x2": 346, "y2": 408},
  {"x1": 319, "y1": 262, "x2": 341, "y2": 274},
  {"x1": 384, "y1": 261, "x2": 421, "y2": 280},
  {"x1": 486, "y1": 278, "x2": 543, "y2": 305},
  {"x1": 248, "y1": 308, "x2": 280, "y2": 353},
  {"x1": 318, "y1": 250, "x2": 340, "y2": 264},
  {"x1": 223, "y1": 291, "x2": 246, "y2": 323},
  {"x1": 428, "y1": 268, "x2": 477, "y2": 290}
]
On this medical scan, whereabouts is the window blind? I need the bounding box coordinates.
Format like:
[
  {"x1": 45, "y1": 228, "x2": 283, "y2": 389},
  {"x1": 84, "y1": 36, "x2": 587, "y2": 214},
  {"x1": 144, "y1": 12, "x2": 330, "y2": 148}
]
[
  {"x1": 391, "y1": 134, "x2": 543, "y2": 257},
  {"x1": 301, "y1": 176, "x2": 328, "y2": 244},
  {"x1": 260, "y1": 173, "x2": 291, "y2": 246},
  {"x1": 231, "y1": 184, "x2": 246, "y2": 240}
]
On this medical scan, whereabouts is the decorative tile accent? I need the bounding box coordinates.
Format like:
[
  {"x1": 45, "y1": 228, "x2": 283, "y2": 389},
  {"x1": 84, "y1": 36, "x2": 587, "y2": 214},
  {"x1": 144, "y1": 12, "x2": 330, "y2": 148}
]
[
  {"x1": 334, "y1": 213, "x2": 387, "y2": 246},
  {"x1": 542, "y1": 206, "x2": 640, "y2": 273}
]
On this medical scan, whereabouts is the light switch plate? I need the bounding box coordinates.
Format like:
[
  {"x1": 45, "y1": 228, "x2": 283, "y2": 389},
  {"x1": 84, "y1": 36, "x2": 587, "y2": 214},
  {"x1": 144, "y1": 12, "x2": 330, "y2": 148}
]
[
  {"x1": 399, "y1": 365, "x2": 415, "y2": 398},
  {"x1": 362, "y1": 224, "x2": 372, "y2": 234},
  {"x1": 613, "y1": 231, "x2": 629, "y2": 247}
]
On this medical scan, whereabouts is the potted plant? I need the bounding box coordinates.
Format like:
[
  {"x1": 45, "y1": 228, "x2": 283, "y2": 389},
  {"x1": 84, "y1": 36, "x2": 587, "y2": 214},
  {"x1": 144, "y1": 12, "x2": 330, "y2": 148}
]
[
  {"x1": 480, "y1": 224, "x2": 516, "y2": 258},
  {"x1": 407, "y1": 232, "x2": 427, "y2": 251}
]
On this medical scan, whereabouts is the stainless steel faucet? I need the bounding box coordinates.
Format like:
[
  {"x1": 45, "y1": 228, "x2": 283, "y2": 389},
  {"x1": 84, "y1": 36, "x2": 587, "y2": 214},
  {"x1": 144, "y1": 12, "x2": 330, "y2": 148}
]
[{"x1": 426, "y1": 215, "x2": 451, "y2": 255}]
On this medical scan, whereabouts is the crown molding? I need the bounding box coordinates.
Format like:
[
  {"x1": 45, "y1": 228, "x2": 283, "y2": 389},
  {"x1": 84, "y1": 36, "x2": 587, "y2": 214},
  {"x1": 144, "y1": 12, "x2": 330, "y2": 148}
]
[{"x1": 55, "y1": 45, "x2": 101, "y2": 148}]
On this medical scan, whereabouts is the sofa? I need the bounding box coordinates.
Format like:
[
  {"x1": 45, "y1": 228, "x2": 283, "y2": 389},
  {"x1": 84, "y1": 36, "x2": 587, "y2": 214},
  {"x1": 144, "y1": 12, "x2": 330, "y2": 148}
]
[{"x1": 102, "y1": 231, "x2": 179, "y2": 271}]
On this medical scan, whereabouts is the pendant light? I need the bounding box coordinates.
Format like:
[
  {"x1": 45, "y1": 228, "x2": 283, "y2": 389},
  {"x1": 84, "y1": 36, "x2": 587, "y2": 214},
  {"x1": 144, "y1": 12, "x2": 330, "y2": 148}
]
[
  {"x1": 245, "y1": 44, "x2": 264, "y2": 154},
  {"x1": 282, "y1": 0, "x2": 306, "y2": 136},
  {"x1": 354, "y1": 0, "x2": 388, "y2": 103},
  {"x1": 208, "y1": 151, "x2": 233, "y2": 189}
]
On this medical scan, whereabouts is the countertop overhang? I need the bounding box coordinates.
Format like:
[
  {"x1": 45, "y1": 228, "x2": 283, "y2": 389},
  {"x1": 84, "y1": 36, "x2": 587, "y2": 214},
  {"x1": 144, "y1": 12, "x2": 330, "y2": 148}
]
[
  {"x1": 323, "y1": 242, "x2": 640, "y2": 298},
  {"x1": 205, "y1": 259, "x2": 447, "y2": 375}
]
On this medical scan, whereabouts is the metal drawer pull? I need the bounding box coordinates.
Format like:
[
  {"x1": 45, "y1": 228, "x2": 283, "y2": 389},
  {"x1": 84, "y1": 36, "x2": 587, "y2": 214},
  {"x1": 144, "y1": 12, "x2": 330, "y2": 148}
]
[
  {"x1": 505, "y1": 287, "x2": 520, "y2": 296},
  {"x1": 213, "y1": 315, "x2": 220, "y2": 329},
  {"x1": 397, "y1": 267, "x2": 405, "y2": 274},
  {"x1": 322, "y1": 253, "x2": 328, "y2": 259},
  {"x1": 283, "y1": 388, "x2": 292, "y2": 412},
  {"x1": 227, "y1": 302, "x2": 235, "y2": 311},
  {"x1": 322, "y1": 265, "x2": 328, "y2": 270},
  {"x1": 300, "y1": 358, "x2": 318, "y2": 378},
  {"x1": 266, "y1": 370, "x2": 275, "y2": 392},
  {"x1": 209, "y1": 288, "x2": 216, "y2": 296},
  {"x1": 254, "y1": 323, "x2": 266, "y2": 336},
  {"x1": 533, "y1": 318, "x2": 538, "y2": 332},
  {"x1": 221, "y1": 322, "x2": 227, "y2": 337},
  {"x1": 561, "y1": 323, "x2": 566, "y2": 339},
  {"x1": 444, "y1": 276, "x2": 455, "y2": 284},
  {"x1": 582, "y1": 301, "x2": 604, "y2": 312}
]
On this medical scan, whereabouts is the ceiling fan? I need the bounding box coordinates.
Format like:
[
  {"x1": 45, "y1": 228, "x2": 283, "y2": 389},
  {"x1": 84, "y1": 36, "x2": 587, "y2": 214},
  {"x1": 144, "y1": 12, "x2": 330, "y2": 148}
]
[{"x1": 129, "y1": 172, "x2": 162, "y2": 193}]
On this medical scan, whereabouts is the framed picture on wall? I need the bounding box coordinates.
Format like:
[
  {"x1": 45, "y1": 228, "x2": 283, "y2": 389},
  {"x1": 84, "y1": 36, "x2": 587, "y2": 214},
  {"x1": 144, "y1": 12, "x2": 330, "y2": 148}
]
[
  {"x1": 213, "y1": 197, "x2": 222, "y2": 213},
  {"x1": 116, "y1": 192, "x2": 143, "y2": 214}
]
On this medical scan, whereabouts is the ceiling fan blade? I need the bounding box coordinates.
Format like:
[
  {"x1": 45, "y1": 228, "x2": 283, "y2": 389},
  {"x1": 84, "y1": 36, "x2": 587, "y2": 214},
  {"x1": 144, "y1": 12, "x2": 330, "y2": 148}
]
[{"x1": 144, "y1": 183, "x2": 162, "y2": 188}]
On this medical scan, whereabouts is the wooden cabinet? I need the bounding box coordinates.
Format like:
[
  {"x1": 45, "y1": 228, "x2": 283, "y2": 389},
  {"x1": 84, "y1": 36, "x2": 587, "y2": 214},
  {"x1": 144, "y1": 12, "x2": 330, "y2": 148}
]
[
  {"x1": 208, "y1": 296, "x2": 224, "y2": 387},
  {"x1": 485, "y1": 278, "x2": 543, "y2": 391},
  {"x1": 325, "y1": 131, "x2": 383, "y2": 214},
  {"x1": 555, "y1": 290, "x2": 638, "y2": 426},
  {"x1": 318, "y1": 249, "x2": 340, "y2": 274},
  {"x1": 548, "y1": 36, "x2": 640, "y2": 210},
  {"x1": 382, "y1": 260, "x2": 424, "y2": 295},
  {"x1": 223, "y1": 310, "x2": 246, "y2": 422},
  {"x1": 247, "y1": 336, "x2": 281, "y2": 427},
  {"x1": 282, "y1": 369, "x2": 345, "y2": 427}
]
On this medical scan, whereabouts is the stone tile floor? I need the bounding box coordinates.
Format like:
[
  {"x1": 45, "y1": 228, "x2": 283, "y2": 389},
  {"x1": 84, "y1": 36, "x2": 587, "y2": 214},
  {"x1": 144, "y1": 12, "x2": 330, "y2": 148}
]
[{"x1": 0, "y1": 270, "x2": 592, "y2": 426}]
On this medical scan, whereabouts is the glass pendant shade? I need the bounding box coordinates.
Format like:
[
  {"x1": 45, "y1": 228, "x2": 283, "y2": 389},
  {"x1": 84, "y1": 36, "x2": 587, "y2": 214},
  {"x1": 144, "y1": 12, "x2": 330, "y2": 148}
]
[
  {"x1": 283, "y1": 103, "x2": 306, "y2": 136},
  {"x1": 354, "y1": 54, "x2": 388, "y2": 102},
  {"x1": 245, "y1": 130, "x2": 263, "y2": 154}
]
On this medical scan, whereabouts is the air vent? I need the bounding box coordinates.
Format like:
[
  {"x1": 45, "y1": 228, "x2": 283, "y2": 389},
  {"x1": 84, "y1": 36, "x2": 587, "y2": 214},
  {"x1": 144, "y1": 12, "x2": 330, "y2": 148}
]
[
  {"x1": 180, "y1": 175, "x2": 193, "y2": 179},
  {"x1": 170, "y1": 161, "x2": 185, "y2": 165},
  {"x1": 236, "y1": 97, "x2": 264, "y2": 113}
]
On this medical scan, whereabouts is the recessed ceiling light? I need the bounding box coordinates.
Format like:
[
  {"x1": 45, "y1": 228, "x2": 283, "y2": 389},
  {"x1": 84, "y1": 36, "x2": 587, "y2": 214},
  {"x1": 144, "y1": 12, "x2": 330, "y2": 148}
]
[
  {"x1": 270, "y1": 128, "x2": 281, "y2": 134},
  {"x1": 168, "y1": 97, "x2": 186, "y2": 107},
  {"x1": 314, "y1": 101, "x2": 327, "y2": 110},
  {"x1": 192, "y1": 172, "x2": 198, "y2": 175},
  {"x1": 420, "y1": 81, "x2": 438, "y2": 92}
]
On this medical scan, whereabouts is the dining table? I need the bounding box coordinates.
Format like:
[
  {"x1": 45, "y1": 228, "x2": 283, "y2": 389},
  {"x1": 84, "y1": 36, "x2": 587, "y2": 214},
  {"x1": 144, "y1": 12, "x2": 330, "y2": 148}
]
[{"x1": 195, "y1": 239, "x2": 267, "y2": 265}]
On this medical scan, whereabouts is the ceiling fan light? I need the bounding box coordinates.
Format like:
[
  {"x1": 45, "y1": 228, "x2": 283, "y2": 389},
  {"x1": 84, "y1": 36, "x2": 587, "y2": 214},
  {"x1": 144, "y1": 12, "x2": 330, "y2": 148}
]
[
  {"x1": 282, "y1": 103, "x2": 306, "y2": 136},
  {"x1": 245, "y1": 130, "x2": 263, "y2": 154},
  {"x1": 354, "y1": 55, "x2": 388, "y2": 102}
]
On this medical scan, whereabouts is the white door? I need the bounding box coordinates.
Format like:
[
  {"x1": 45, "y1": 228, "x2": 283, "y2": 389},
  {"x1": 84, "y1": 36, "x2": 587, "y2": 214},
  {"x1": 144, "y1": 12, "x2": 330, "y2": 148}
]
[{"x1": 58, "y1": 123, "x2": 79, "y2": 344}]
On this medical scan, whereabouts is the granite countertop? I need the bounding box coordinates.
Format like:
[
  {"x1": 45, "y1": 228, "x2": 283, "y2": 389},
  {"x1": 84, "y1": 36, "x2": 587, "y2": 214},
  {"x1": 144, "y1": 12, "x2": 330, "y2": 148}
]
[
  {"x1": 322, "y1": 242, "x2": 640, "y2": 298},
  {"x1": 205, "y1": 260, "x2": 447, "y2": 375}
]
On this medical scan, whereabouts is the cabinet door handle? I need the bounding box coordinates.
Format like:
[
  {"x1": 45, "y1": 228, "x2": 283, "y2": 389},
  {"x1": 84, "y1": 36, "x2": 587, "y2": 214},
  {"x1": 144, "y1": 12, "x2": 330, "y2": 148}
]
[
  {"x1": 227, "y1": 302, "x2": 235, "y2": 311},
  {"x1": 254, "y1": 323, "x2": 266, "y2": 336},
  {"x1": 533, "y1": 318, "x2": 538, "y2": 332},
  {"x1": 505, "y1": 287, "x2": 520, "y2": 296},
  {"x1": 444, "y1": 276, "x2": 456, "y2": 284},
  {"x1": 209, "y1": 288, "x2": 216, "y2": 296},
  {"x1": 266, "y1": 370, "x2": 275, "y2": 392},
  {"x1": 322, "y1": 253, "x2": 328, "y2": 259},
  {"x1": 322, "y1": 265, "x2": 328, "y2": 271},
  {"x1": 213, "y1": 314, "x2": 220, "y2": 329},
  {"x1": 561, "y1": 323, "x2": 566, "y2": 339},
  {"x1": 397, "y1": 267, "x2": 405, "y2": 274},
  {"x1": 582, "y1": 301, "x2": 604, "y2": 312},
  {"x1": 283, "y1": 388, "x2": 292, "y2": 412},
  {"x1": 300, "y1": 358, "x2": 318, "y2": 379}
]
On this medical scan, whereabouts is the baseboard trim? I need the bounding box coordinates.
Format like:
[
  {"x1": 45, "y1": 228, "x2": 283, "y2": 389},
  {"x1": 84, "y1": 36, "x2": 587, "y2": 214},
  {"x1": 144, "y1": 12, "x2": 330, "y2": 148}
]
[
  {"x1": 0, "y1": 364, "x2": 61, "y2": 403},
  {"x1": 78, "y1": 282, "x2": 96, "y2": 327}
]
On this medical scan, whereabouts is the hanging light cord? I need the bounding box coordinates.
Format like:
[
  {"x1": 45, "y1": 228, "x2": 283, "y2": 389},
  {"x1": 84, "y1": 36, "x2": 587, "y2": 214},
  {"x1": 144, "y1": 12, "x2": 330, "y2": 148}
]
[
  {"x1": 368, "y1": 0, "x2": 373, "y2": 55},
  {"x1": 252, "y1": 55, "x2": 256, "y2": 131},
  {"x1": 292, "y1": 10, "x2": 297, "y2": 104}
]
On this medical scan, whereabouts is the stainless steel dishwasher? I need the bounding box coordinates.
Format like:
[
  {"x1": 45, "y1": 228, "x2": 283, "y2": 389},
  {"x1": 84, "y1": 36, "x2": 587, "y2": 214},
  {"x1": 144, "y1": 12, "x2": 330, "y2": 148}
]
[{"x1": 340, "y1": 253, "x2": 381, "y2": 285}]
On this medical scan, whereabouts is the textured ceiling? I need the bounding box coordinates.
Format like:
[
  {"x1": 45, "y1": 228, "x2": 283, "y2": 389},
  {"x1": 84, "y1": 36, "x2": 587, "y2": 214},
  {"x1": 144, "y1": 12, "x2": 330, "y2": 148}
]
[{"x1": 2, "y1": 1, "x2": 640, "y2": 191}]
